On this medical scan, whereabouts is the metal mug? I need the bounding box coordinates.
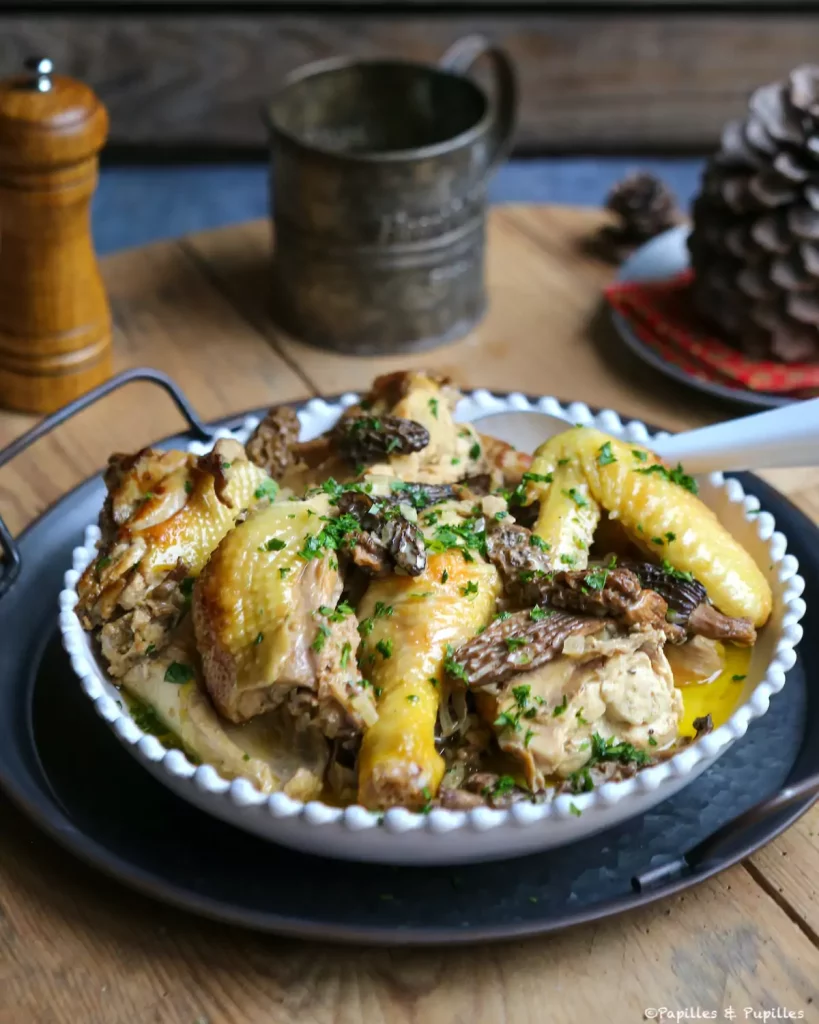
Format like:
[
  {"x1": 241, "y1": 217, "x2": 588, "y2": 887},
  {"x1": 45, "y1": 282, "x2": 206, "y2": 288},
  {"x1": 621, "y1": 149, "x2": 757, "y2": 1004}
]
[{"x1": 263, "y1": 35, "x2": 517, "y2": 354}]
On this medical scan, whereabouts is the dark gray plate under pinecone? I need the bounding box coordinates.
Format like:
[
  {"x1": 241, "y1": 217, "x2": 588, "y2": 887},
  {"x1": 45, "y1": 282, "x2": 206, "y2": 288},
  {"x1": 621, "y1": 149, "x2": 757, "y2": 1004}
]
[{"x1": 612, "y1": 226, "x2": 794, "y2": 410}]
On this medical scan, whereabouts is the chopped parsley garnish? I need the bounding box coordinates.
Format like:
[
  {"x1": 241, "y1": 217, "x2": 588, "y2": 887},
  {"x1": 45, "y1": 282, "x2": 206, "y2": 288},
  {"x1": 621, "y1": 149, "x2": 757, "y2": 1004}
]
[
  {"x1": 95, "y1": 555, "x2": 111, "y2": 576},
  {"x1": 661, "y1": 559, "x2": 695, "y2": 582},
  {"x1": 164, "y1": 662, "x2": 193, "y2": 684},
  {"x1": 583, "y1": 567, "x2": 608, "y2": 591},
  {"x1": 569, "y1": 803, "x2": 582, "y2": 817},
  {"x1": 557, "y1": 458, "x2": 571, "y2": 466},
  {"x1": 407, "y1": 694, "x2": 419, "y2": 704},
  {"x1": 470, "y1": 442, "x2": 481, "y2": 460},
  {"x1": 509, "y1": 470, "x2": 554, "y2": 506},
  {"x1": 443, "y1": 644, "x2": 469, "y2": 684},
  {"x1": 425, "y1": 511, "x2": 440, "y2": 526},
  {"x1": 386, "y1": 436, "x2": 402, "y2": 453},
  {"x1": 254, "y1": 632, "x2": 264, "y2": 645},
  {"x1": 494, "y1": 510, "x2": 508, "y2": 520},
  {"x1": 426, "y1": 514, "x2": 488, "y2": 559},
  {"x1": 261, "y1": 537, "x2": 286, "y2": 552},
  {"x1": 634, "y1": 461, "x2": 698, "y2": 495},
  {"x1": 494, "y1": 610, "x2": 513, "y2": 622},
  {"x1": 597, "y1": 441, "x2": 617, "y2": 466},
  {"x1": 568, "y1": 732, "x2": 651, "y2": 793},
  {"x1": 652, "y1": 536, "x2": 665, "y2": 546},
  {"x1": 145, "y1": 643, "x2": 156, "y2": 655},
  {"x1": 524, "y1": 729, "x2": 535, "y2": 748},
  {"x1": 319, "y1": 601, "x2": 354, "y2": 622},
  {"x1": 552, "y1": 695, "x2": 568, "y2": 717},
  {"x1": 440, "y1": 568, "x2": 449, "y2": 584},
  {"x1": 529, "y1": 606, "x2": 550, "y2": 621},
  {"x1": 505, "y1": 636, "x2": 529, "y2": 651},
  {"x1": 298, "y1": 513, "x2": 360, "y2": 560},
  {"x1": 559, "y1": 553, "x2": 577, "y2": 566},
  {"x1": 311, "y1": 624, "x2": 331, "y2": 652},
  {"x1": 184, "y1": 479, "x2": 193, "y2": 495},
  {"x1": 530, "y1": 534, "x2": 551, "y2": 551},
  {"x1": 428, "y1": 676, "x2": 438, "y2": 688},
  {"x1": 374, "y1": 601, "x2": 394, "y2": 619},
  {"x1": 648, "y1": 736, "x2": 658, "y2": 746},
  {"x1": 358, "y1": 617, "x2": 375, "y2": 638},
  {"x1": 279, "y1": 567, "x2": 290, "y2": 579},
  {"x1": 428, "y1": 397, "x2": 439, "y2": 419},
  {"x1": 631, "y1": 449, "x2": 648, "y2": 462},
  {"x1": 462, "y1": 580, "x2": 479, "y2": 597},
  {"x1": 451, "y1": 457, "x2": 461, "y2": 466},
  {"x1": 512, "y1": 683, "x2": 531, "y2": 707},
  {"x1": 340, "y1": 642, "x2": 351, "y2": 669},
  {"x1": 665, "y1": 532, "x2": 676, "y2": 542},
  {"x1": 180, "y1": 576, "x2": 195, "y2": 600},
  {"x1": 483, "y1": 775, "x2": 516, "y2": 797},
  {"x1": 732, "y1": 674, "x2": 746, "y2": 682},
  {"x1": 563, "y1": 487, "x2": 589, "y2": 508},
  {"x1": 576, "y1": 708, "x2": 587, "y2": 725},
  {"x1": 254, "y1": 478, "x2": 279, "y2": 501},
  {"x1": 375, "y1": 638, "x2": 393, "y2": 660}
]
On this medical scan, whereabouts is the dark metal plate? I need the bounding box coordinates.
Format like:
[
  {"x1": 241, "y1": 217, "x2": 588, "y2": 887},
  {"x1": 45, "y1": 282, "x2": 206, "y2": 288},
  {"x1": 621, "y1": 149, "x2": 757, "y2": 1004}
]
[{"x1": 0, "y1": 412, "x2": 817, "y2": 946}]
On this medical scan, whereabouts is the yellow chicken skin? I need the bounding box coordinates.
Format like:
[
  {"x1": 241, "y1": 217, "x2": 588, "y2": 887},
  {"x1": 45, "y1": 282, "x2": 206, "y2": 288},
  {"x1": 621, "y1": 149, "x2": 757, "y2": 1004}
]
[
  {"x1": 193, "y1": 495, "x2": 377, "y2": 731},
  {"x1": 357, "y1": 549, "x2": 502, "y2": 810},
  {"x1": 526, "y1": 428, "x2": 772, "y2": 627}
]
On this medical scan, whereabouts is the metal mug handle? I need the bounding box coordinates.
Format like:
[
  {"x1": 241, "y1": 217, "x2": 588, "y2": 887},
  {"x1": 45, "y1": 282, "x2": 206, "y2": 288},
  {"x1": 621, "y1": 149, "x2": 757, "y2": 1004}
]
[
  {"x1": 439, "y1": 34, "x2": 518, "y2": 171},
  {"x1": 0, "y1": 367, "x2": 216, "y2": 601}
]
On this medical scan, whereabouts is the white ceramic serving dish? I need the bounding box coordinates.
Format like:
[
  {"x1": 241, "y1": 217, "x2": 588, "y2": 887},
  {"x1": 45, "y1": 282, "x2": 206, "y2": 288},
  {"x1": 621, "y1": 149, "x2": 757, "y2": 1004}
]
[{"x1": 58, "y1": 391, "x2": 806, "y2": 865}]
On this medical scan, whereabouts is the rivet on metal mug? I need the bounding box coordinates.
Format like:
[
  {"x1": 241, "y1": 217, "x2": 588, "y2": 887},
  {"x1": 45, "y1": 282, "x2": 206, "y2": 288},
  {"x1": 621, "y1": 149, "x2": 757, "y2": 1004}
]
[{"x1": 263, "y1": 35, "x2": 518, "y2": 355}]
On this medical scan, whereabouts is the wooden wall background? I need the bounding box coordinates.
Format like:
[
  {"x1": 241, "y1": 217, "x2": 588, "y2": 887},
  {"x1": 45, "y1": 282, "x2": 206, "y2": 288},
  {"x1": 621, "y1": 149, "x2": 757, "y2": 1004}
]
[{"x1": 1, "y1": 7, "x2": 819, "y2": 153}]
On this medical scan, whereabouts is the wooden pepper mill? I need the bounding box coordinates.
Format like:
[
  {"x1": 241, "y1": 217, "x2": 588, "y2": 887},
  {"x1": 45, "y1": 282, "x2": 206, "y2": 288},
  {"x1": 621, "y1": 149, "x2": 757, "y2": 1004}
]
[{"x1": 0, "y1": 57, "x2": 112, "y2": 413}]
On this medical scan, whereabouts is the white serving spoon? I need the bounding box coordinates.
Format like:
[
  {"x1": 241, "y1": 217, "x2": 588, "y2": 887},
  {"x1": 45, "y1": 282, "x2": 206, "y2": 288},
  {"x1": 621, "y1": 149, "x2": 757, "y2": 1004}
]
[{"x1": 470, "y1": 398, "x2": 819, "y2": 474}]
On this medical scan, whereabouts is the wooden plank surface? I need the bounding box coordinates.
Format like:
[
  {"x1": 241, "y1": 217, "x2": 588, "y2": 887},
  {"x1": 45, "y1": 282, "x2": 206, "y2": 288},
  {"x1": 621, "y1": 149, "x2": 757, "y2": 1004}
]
[
  {"x1": 2, "y1": 14, "x2": 819, "y2": 151},
  {"x1": 1, "y1": 206, "x2": 818, "y2": 1021}
]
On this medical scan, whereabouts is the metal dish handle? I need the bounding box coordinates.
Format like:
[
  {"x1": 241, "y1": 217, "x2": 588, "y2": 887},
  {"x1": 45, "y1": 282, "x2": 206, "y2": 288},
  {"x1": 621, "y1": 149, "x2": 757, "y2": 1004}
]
[
  {"x1": 0, "y1": 367, "x2": 215, "y2": 600},
  {"x1": 633, "y1": 771, "x2": 819, "y2": 892}
]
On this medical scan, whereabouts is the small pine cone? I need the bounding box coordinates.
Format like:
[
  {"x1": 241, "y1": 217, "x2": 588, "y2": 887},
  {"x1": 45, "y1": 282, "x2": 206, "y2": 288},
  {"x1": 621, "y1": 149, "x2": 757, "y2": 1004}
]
[
  {"x1": 606, "y1": 173, "x2": 680, "y2": 239},
  {"x1": 596, "y1": 172, "x2": 681, "y2": 261}
]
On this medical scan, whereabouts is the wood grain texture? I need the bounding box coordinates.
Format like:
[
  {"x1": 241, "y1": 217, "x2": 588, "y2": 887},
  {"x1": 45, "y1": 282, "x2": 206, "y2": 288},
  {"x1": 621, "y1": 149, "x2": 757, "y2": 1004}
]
[
  {"x1": 0, "y1": 69, "x2": 111, "y2": 413},
  {"x1": 2, "y1": 14, "x2": 819, "y2": 151},
  {"x1": 1, "y1": 208, "x2": 819, "y2": 1022}
]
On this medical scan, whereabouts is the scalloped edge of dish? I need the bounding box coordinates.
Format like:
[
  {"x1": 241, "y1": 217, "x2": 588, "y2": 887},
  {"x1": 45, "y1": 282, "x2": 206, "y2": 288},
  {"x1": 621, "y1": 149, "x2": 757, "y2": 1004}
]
[{"x1": 58, "y1": 391, "x2": 806, "y2": 839}]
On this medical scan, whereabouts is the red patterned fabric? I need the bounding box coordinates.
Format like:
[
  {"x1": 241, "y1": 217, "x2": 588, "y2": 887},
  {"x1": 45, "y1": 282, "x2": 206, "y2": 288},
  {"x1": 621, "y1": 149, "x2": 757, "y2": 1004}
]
[{"x1": 604, "y1": 271, "x2": 819, "y2": 398}]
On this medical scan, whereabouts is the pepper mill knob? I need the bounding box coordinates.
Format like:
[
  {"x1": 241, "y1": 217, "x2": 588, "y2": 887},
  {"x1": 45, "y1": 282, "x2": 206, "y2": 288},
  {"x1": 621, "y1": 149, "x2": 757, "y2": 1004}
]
[
  {"x1": 23, "y1": 56, "x2": 54, "y2": 92},
  {"x1": 0, "y1": 57, "x2": 112, "y2": 413}
]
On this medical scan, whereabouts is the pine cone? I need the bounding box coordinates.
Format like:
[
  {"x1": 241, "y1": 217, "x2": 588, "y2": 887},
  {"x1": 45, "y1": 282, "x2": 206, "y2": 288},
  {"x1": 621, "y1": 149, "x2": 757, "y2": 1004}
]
[
  {"x1": 689, "y1": 65, "x2": 819, "y2": 363},
  {"x1": 598, "y1": 173, "x2": 681, "y2": 260}
]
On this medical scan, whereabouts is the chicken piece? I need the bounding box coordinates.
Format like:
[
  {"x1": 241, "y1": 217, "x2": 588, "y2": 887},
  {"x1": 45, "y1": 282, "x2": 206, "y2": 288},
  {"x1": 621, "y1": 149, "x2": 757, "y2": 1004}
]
[
  {"x1": 122, "y1": 621, "x2": 327, "y2": 797},
  {"x1": 363, "y1": 372, "x2": 486, "y2": 485},
  {"x1": 192, "y1": 496, "x2": 377, "y2": 733},
  {"x1": 532, "y1": 461, "x2": 600, "y2": 570},
  {"x1": 77, "y1": 441, "x2": 271, "y2": 639},
  {"x1": 525, "y1": 428, "x2": 772, "y2": 627},
  {"x1": 356, "y1": 549, "x2": 503, "y2": 811},
  {"x1": 475, "y1": 628, "x2": 681, "y2": 791}
]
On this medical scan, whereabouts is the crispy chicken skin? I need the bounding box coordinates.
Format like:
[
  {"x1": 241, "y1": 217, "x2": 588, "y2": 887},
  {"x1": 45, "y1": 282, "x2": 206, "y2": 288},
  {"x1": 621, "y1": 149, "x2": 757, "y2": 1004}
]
[{"x1": 77, "y1": 440, "x2": 271, "y2": 672}]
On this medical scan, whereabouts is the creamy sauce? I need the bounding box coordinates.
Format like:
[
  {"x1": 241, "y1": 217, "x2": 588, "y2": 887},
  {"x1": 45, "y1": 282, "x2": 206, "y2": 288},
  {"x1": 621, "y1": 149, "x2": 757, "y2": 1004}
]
[{"x1": 675, "y1": 645, "x2": 753, "y2": 737}]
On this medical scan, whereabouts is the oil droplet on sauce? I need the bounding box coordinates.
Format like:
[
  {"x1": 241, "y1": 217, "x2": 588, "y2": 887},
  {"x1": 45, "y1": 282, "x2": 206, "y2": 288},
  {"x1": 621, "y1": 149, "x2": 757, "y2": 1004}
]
[{"x1": 674, "y1": 644, "x2": 753, "y2": 737}]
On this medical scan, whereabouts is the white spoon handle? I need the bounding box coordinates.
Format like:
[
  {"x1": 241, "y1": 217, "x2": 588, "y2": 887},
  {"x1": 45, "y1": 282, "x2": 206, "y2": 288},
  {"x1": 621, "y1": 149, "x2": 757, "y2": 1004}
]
[{"x1": 653, "y1": 398, "x2": 819, "y2": 474}]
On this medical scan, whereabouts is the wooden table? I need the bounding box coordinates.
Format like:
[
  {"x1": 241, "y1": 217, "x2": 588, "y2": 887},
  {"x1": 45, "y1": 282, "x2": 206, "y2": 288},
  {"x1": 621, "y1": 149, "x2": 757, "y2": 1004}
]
[{"x1": 1, "y1": 207, "x2": 817, "y2": 1023}]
